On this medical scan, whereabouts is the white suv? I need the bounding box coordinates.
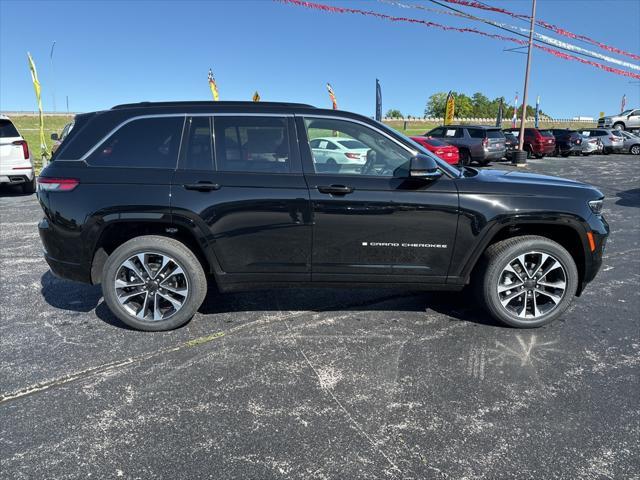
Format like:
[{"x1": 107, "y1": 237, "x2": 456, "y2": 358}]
[{"x1": 0, "y1": 115, "x2": 35, "y2": 194}]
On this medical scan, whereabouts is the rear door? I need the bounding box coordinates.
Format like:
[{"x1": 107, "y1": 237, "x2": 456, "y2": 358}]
[{"x1": 171, "y1": 115, "x2": 312, "y2": 282}]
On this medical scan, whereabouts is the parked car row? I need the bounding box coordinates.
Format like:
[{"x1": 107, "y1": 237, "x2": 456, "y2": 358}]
[{"x1": 409, "y1": 124, "x2": 640, "y2": 166}]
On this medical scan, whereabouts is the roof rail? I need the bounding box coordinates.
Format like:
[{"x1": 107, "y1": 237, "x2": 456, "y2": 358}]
[{"x1": 111, "y1": 101, "x2": 316, "y2": 110}]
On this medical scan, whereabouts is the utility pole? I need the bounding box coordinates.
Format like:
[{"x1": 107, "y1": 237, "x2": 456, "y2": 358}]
[{"x1": 515, "y1": 0, "x2": 537, "y2": 166}]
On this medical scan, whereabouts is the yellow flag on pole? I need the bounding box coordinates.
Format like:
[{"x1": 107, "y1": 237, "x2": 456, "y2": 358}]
[
  {"x1": 208, "y1": 69, "x2": 219, "y2": 101},
  {"x1": 253, "y1": 91, "x2": 261, "y2": 102},
  {"x1": 27, "y1": 52, "x2": 49, "y2": 159},
  {"x1": 444, "y1": 91, "x2": 455, "y2": 126}
]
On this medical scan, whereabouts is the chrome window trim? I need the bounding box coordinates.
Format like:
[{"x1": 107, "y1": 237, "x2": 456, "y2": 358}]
[{"x1": 79, "y1": 113, "x2": 294, "y2": 162}]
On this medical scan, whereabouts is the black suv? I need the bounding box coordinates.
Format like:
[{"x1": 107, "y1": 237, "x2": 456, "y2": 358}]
[{"x1": 38, "y1": 101, "x2": 609, "y2": 331}]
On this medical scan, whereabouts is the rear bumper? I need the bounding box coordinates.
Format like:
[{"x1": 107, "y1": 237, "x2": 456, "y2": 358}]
[
  {"x1": 39, "y1": 217, "x2": 91, "y2": 283},
  {"x1": 0, "y1": 171, "x2": 34, "y2": 184},
  {"x1": 478, "y1": 150, "x2": 506, "y2": 161}
]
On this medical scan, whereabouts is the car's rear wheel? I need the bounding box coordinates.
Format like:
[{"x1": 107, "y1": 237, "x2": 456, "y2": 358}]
[
  {"x1": 102, "y1": 235, "x2": 207, "y2": 331},
  {"x1": 613, "y1": 122, "x2": 625, "y2": 131},
  {"x1": 477, "y1": 235, "x2": 578, "y2": 328},
  {"x1": 630, "y1": 145, "x2": 640, "y2": 155}
]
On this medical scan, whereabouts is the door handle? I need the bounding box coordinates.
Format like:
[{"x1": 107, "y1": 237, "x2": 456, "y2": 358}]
[
  {"x1": 317, "y1": 185, "x2": 354, "y2": 195},
  {"x1": 183, "y1": 182, "x2": 221, "y2": 192}
]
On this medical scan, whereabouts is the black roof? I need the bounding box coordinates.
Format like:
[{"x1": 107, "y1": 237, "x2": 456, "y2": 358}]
[{"x1": 111, "y1": 101, "x2": 315, "y2": 110}]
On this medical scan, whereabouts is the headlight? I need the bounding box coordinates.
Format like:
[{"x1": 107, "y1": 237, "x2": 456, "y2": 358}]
[{"x1": 588, "y1": 199, "x2": 604, "y2": 214}]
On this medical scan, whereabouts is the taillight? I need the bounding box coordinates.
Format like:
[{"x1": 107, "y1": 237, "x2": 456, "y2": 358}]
[
  {"x1": 482, "y1": 138, "x2": 489, "y2": 148},
  {"x1": 345, "y1": 153, "x2": 360, "y2": 159},
  {"x1": 37, "y1": 177, "x2": 79, "y2": 192},
  {"x1": 12, "y1": 140, "x2": 29, "y2": 160},
  {"x1": 609, "y1": 136, "x2": 617, "y2": 141}
]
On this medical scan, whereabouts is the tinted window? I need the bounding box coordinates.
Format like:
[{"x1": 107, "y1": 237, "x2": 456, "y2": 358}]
[
  {"x1": 214, "y1": 116, "x2": 290, "y2": 173},
  {"x1": 467, "y1": 128, "x2": 484, "y2": 139},
  {"x1": 486, "y1": 129, "x2": 505, "y2": 139},
  {"x1": 0, "y1": 119, "x2": 20, "y2": 138},
  {"x1": 325, "y1": 141, "x2": 339, "y2": 150},
  {"x1": 443, "y1": 128, "x2": 462, "y2": 138},
  {"x1": 305, "y1": 117, "x2": 413, "y2": 176},
  {"x1": 309, "y1": 139, "x2": 321, "y2": 148},
  {"x1": 87, "y1": 117, "x2": 184, "y2": 168},
  {"x1": 428, "y1": 127, "x2": 445, "y2": 137},
  {"x1": 338, "y1": 140, "x2": 367, "y2": 149},
  {"x1": 539, "y1": 130, "x2": 554, "y2": 137},
  {"x1": 182, "y1": 117, "x2": 213, "y2": 170}
]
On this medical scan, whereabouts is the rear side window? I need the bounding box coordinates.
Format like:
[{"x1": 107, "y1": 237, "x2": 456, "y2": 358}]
[
  {"x1": 87, "y1": 117, "x2": 184, "y2": 168},
  {"x1": 427, "y1": 127, "x2": 445, "y2": 137},
  {"x1": 467, "y1": 128, "x2": 484, "y2": 139},
  {"x1": 213, "y1": 116, "x2": 290, "y2": 174},
  {"x1": 181, "y1": 117, "x2": 213, "y2": 170},
  {"x1": 0, "y1": 119, "x2": 20, "y2": 138},
  {"x1": 486, "y1": 129, "x2": 505, "y2": 139},
  {"x1": 539, "y1": 130, "x2": 554, "y2": 137}
]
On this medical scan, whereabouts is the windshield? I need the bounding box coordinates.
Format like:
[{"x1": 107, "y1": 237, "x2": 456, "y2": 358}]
[
  {"x1": 618, "y1": 110, "x2": 633, "y2": 116},
  {"x1": 539, "y1": 130, "x2": 555, "y2": 137}
]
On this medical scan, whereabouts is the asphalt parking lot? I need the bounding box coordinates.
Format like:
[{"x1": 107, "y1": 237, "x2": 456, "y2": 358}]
[{"x1": 1, "y1": 154, "x2": 638, "y2": 479}]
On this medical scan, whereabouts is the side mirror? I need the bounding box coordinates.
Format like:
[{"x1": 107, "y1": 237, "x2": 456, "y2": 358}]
[
  {"x1": 50, "y1": 133, "x2": 59, "y2": 141},
  {"x1": 409, "y1": 154, "x2": 442, "y2": 180}
]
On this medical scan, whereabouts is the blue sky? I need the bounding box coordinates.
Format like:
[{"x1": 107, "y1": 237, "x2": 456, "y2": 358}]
[{"x1": 1, "y1": 0, "x2": 638, "y2": 118}]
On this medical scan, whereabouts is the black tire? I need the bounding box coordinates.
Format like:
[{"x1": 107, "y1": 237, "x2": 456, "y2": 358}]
[
  {"x1": 534, "y1": 154, "x2": 544, "y2": 159},
  {"x1": 478, "y1": 159, "x2": 490, "y2": 167},
  {"x1": 603, "y1": 147, "x2": 610, "y2": 155},
  {"x1": 476, "y1": 235, "x2": 578, "y2": 328},
  {"x1": 22, "y1": 177, "x2": 36, "y2": 194},
  {"x1": 613, "y1": 122, "x2": 625, "y2": 131},
  {"x1": 561, "y1": 152, "x2": 571, "y2": 158},
  {"x1": 630, "y1": 144, "x2": 640, "y2": 155},
  {"x1": 524, "y1": 146, "x2": 532, "y2": 159},
  {"x1": 102, "y1": 235, "x2": 207, "y2": 331},
  {"x1": 458, "y1": 149, "x2": 471, "y2": 166}
]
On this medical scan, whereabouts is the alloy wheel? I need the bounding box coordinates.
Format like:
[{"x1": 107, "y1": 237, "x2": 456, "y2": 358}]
[
  {"x1": 114, "y1": 252, "x2": 189, "y2": 321},
  {"x1": 497, "y1": 251, "x2": 567, "y2": 320}
]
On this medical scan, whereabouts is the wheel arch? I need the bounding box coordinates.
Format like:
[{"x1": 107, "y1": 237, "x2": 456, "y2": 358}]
[
  {"x1": 90, "y1": 219, "x2": 214, "y2": 284},
  {"x1": 461, "y1": 218, "x2": 589, "y2": 295}
]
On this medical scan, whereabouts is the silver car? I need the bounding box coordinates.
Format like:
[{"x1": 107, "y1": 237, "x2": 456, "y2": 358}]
[
  {"x1": 619, "y1": 130, "x2": 640, "y2": 155},
  {"x1": 581, "y1": 136, "x2": 603, "y2": 156},
  {"x1": 579, "y1": 129, "x2": 624, "y2": 154}
]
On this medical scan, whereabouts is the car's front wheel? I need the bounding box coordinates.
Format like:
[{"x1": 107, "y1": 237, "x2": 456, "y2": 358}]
[
  {"x1": 102, "y1": 235, "x2": 207, "y2": 331},
  {"x1": 613, "y1": 122, "x2": 625, "y2": 131},
  {"x1": 630, "y1": 144, "x2": 640, "y2": 155},
  {"x1": 478, "y1": 235, "x2": 578, "y2": 328}
]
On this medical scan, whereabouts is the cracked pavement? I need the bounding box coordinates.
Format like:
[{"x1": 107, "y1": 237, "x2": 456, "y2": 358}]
[{"x1": 1, "y1": 155, "x2": 638, "y2": 479}]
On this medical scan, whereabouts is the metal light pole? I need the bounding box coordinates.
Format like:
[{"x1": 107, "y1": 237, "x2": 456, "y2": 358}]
[{"x1": 515, "y1": 0, "x2": 537, "y2": 166}]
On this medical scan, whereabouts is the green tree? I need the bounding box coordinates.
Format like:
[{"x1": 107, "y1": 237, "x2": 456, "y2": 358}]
[{"x1": 386, "y1": 109, "x2": 403, "y2": 119}]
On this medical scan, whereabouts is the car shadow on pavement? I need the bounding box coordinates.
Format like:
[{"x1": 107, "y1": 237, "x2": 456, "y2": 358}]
[
  {"x1": 0, "y1": 185, "x2": 33, "y2": 197},
  {"x1": 41, "y1": 272, "x2": 501, "y2": 330},
  {"x1": 615, "y1": 188, "x2": 640, "y2": 207},
  {"x1": 40, "y1": 271, "x2": 103, "y2": 313},
  {"x1": 198, "y1": 286, "x2": 502, "y2": 328}
]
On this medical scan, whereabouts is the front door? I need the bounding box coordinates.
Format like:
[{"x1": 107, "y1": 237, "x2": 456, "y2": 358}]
[
  {"x1": 171, "y1": 115, "x2": 312, "y2": 283},
  {"x1": 298, "y1": 116, "x2": 459, "y2": 284}
]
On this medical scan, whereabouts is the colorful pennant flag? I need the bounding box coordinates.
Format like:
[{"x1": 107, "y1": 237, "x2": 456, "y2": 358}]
[
  {"x1": 326, "y1": 83, "x2": 338, "y2": 110},
  {"x1": 621, "y1": 94, "x2": 626, "y2": 112},
  {"x1": 511, "y1": 93, "x2": 519, "y2": 128},
  {"x1": 444, "y1": 91, "x2": 455, "y2": 125},
  {"x1": 208, "y1": 69, "x2": 219, "y2": 101},
  {"x1": 253, "y1": 91, "x2": 261, "y2": 102},
  {"x1": 27, "y1": 52, "x2": 49, "y2": 159}
]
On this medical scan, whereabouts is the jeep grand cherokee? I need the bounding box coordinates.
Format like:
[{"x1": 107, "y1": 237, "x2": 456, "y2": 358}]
[{"x1": 37, "y1": 101, "x2": 609, "y2": 331}]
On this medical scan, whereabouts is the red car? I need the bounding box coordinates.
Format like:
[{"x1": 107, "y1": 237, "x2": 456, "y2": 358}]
[
  {"x1": 410, "y1": 136, "x2": 460, "y2": 165},
  {"x1": 503, "y1": 128, "x2": 556, "y2": 159}
]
